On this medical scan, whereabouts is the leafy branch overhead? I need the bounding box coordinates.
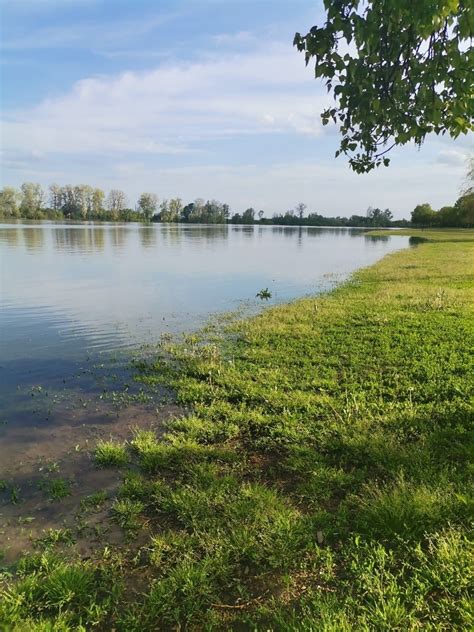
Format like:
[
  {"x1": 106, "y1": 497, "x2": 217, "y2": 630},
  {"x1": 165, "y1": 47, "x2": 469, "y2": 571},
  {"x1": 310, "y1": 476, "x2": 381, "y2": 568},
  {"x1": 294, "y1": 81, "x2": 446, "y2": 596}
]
[{"x1": 294, "y1": 0, "x2": 473, "y2": 173}]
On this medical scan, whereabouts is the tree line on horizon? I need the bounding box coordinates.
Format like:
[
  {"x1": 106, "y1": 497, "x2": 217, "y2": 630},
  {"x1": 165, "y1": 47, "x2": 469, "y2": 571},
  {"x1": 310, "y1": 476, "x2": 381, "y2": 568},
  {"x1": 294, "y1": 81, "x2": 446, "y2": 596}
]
[{"x1": 0, "y1": 180, "x2": 472, "y2": 228}]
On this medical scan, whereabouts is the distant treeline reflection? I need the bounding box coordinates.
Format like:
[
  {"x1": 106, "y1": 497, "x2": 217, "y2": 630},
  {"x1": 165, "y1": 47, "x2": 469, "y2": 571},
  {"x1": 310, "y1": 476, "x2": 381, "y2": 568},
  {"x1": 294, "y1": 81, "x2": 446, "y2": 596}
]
[{"x1": 0, "y1": 224, "x2": 391, "y2": 253}]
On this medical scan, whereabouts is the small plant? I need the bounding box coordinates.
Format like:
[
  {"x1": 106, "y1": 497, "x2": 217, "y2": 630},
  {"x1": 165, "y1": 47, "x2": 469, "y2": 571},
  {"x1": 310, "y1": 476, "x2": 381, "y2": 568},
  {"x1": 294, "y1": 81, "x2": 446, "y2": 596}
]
[
  {"x1": 111, "y1": 498, "x2": 144, "y2": 531},
  {"x1": 129, "y1": 428, "x2": 158, "y2": 455},
  {"x1": 10, "y1": 485, "x2": 21, "y2": 504},
  {"x1": 37, "y1": 528, "x2": 75, "y2": 548},
  {"x1": 256, "y1": 287, "x2": 272, "y2": 300},
  {"x1": 80, "y1": 490, "x2": 108, "y2": 510},
  {"x1": 38, "y1": 460, "x2": 60, "y2": 473},
  {"x1": 39, "y1": 477, "x2": 71, "y2": 501},
  {"x1": 94, "y1": 439, "x2": 128, "y2": 467}
]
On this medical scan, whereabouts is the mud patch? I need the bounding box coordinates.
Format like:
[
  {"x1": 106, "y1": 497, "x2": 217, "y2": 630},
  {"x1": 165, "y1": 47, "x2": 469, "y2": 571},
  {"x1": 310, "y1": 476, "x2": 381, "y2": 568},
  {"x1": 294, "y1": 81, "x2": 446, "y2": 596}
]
[{"x1": 0, "y1": 397, "x2": 181, "y2": 566}]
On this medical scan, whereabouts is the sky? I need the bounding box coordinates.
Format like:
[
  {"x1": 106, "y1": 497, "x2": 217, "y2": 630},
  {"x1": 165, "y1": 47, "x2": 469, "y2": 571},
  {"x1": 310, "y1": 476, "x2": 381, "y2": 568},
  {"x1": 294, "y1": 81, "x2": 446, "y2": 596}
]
[{"x1": 1, "y1": 0, "x2": 472, "y2": 219}]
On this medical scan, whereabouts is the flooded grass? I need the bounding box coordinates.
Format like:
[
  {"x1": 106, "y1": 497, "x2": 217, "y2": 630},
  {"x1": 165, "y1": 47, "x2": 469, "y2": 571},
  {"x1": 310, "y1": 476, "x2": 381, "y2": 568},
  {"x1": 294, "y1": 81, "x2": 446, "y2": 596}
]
[{"x1": 1, "y1": 230, "x2": 473, "y2": 630}]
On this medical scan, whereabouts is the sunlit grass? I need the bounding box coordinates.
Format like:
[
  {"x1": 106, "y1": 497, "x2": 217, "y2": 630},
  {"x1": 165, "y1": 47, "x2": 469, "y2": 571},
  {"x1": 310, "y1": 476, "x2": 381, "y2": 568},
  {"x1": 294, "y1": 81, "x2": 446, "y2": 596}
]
[{"x1": 94, "y1": 439, "x2": 128, "y2": 467}]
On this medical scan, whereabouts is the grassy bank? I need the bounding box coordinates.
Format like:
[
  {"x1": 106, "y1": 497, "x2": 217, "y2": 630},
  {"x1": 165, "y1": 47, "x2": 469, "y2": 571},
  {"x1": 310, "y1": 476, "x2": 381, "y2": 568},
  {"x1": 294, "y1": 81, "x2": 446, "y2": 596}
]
[
  {"x1": 368, "y1": 227, "x2": 474, "y2": 242},
  {"x1": 1, "y1": 232, "x2": 473, "y2": 630}
]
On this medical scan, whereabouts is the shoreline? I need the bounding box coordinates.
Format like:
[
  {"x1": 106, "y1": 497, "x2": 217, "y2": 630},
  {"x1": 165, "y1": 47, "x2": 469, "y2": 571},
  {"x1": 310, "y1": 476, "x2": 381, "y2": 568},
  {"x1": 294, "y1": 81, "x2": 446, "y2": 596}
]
[{"x1": 1, "y1": 230, "x2": 473, "y2": 630}]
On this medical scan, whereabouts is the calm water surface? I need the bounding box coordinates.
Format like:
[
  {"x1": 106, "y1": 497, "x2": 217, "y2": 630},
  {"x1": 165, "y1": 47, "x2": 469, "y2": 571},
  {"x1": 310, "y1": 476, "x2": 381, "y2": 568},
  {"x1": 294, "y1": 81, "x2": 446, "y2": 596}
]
[{"x1": 0, "y1": 222, "x2": 409, "y2": 426}]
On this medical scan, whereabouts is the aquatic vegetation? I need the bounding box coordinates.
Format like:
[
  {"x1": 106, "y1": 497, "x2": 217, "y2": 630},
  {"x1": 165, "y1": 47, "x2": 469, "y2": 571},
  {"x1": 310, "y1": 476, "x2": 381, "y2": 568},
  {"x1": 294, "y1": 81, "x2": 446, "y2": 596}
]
[
  {"x1": 38, "y1": 477, "x2": 71, "y2": 502},
  {"x1": 80, "y1": 490, "x2": 108, "y2": 510},
  {"x1": 256, "y1": 287, "x2": 272, "y2": 300}
]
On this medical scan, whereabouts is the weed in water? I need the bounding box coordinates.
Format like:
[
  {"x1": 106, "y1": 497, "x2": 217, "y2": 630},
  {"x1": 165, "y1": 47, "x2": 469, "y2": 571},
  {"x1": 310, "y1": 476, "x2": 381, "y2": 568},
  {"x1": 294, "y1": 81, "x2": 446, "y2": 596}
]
[
  {"x1": 39, "y1": 477, "x2": 71, "y2": 501},
  {"x1": 80, "y1": 490, "x2": 108, "y2": 511}
]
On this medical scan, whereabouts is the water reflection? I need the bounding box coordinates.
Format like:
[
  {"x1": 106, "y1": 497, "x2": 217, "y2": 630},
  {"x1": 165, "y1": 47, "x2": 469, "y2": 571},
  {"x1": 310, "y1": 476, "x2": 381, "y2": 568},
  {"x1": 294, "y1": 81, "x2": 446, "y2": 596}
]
[
  {"x1": 364, "y1": 234, "x2": 390, "y2": 243},
  {"x1": 109, "y1": 225, "x2": 129, "y2": 251},
  {"x1": 139, "y1": 224, "x2": 157, "y2": 248},
  {"x1": 53, "y1": 226, "x2": 107, "y2": 253},
  {"x1": 23, "y1": 227, "x2": 45, "y2": 252},
  {"x1": 0, "y1": 222, "x2": 409, "y2": 376}
]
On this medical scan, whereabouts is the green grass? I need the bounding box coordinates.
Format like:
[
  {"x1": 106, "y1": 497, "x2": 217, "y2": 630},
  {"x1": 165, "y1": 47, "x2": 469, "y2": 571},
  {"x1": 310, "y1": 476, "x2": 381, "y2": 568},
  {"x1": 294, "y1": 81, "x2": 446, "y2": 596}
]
[
  {"x1": 1, "y1": 230, "x2": 473, "y2": 629},
  {"x1": 80, "y1": 490, "x2": 108, "y2": 510},
  {"x1": 38, "y1": 477, "x2": 71, "y2": 502},
  {"x1": 94, "y1": 439, "x2": 128, "y2": 467},
  {"x1": 36, "y1": 528, "x2": 75, "y2": 548},
  {"x1": 368, "y1": 227, "x2": 474, "y2": 242}
]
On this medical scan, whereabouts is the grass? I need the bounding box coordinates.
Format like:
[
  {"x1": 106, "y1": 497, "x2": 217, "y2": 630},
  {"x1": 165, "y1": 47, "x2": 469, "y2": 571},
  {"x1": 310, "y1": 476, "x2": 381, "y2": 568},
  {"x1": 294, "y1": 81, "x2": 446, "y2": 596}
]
[
  {"x1": 36, "y1": 528, "x2": 75, "y2": 548},
  {"x1": 38, "y1": 477, "x2": 72, "y2": 502},
  {"x1": 368, "y1": 227, "x2": 474, "y2": 242},
  {"x1": 94, "y1": 439, "x2": 128, "y2": 467},
  {"x1": 1, "y1": 230, "x2": 473, "y2": 629},
  {"x1": 80, "y1": 490, "x2": 108, "y2": 510}
]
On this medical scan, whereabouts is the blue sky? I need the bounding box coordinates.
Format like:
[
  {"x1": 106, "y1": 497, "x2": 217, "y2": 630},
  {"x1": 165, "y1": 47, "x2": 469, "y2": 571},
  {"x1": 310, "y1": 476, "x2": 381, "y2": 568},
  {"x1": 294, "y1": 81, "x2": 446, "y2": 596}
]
[{"x1": 1, "y1": 0, "x2": 471, "y2": 218}]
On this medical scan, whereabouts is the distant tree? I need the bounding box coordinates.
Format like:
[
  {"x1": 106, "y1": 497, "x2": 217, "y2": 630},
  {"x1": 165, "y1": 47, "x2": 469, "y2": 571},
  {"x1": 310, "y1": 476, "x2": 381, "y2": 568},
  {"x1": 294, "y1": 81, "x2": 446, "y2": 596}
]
[
  {"x1": 79, "y1": 185, "x2": 93, "y2": 219},
  {"x1": 294, "y1": 2, "x2": 473, "y2": 172},
  {"x1": 0, "y1": 187, "x2": 20, "y2": 217},
  {"x1": 241, "y1": 208, "x2": 256, "y2": 224},
  {"x1": 437, "y1": 206, "x2": 459, "y2": 227},
  {"x1": 20, "y1": 182, "x2": 44, "y2": 219},
  {"x1": 168, "y1": 198, "x2": 183, "y2": 222},
  {"x1": 107, "y1": 190, "x2": 127, "y2": 219},
  {"x1": 230, "y1": 213, "x2": 242, "y2": 224},
  {"x1": 258, "y1": 210, "x2": 264, "y2": 221},
  {"x1": 295, "y1": 202, "x2": 307, "y2": 219},
  {"x1": 367, "y1": 207, "x2": 393, "y2": 226},
  {"x1": 454, "y1": 192, "x2": 474, "y2": 227},
  {"x1": 461, "y1": 157, "x2": 474, "y2": 196},
  {"x1": 138, "y1": 193, "x2": 158, "y2": 221},
  {"x1": 411, "y1": 203, "x2": 436, "y2": 227},
  {"x1": 49, "y1": 184, "x2": 63, "y2": 212},
  {"x1": 180, "y1": 202, "x2": 194, "y2": 222},
  {"x1": 92, "y1": 188, "x2": 105, "y2": 215}
]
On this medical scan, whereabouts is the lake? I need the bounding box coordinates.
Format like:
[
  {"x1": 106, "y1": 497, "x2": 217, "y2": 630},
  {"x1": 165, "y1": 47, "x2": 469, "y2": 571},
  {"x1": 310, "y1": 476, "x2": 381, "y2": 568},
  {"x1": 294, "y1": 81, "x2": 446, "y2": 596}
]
[{"x1": 0, "y1": 222, "x2": 409, "y2": 441}]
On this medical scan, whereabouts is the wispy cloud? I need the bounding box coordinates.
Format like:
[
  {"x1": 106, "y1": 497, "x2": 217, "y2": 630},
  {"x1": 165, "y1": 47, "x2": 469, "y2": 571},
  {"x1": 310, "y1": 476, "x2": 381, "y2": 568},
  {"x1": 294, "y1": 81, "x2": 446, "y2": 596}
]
[
  {"x1": 435, "y1": 149, "x2": 470, "y2": 167},
  {"x1": 2, "y1": 42, "x2": 328, "y2": 160},
  {"x1": 1, "y1": 11, "x2": 180, "y2": 52}
]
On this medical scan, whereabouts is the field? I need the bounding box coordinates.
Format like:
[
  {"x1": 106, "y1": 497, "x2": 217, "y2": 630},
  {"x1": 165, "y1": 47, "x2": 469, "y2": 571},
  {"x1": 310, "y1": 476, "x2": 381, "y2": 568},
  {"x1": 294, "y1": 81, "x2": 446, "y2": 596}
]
[{"x1": 1, "y1": 230, "x2": 473, "y2": 630}]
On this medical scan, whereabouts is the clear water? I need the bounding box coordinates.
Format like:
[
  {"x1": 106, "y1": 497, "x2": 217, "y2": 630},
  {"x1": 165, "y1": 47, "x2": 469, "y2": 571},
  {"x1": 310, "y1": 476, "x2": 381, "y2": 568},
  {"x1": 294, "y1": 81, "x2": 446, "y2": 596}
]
[{"x1": 0, "y1": 221, "x2": 409, "y2": 419}]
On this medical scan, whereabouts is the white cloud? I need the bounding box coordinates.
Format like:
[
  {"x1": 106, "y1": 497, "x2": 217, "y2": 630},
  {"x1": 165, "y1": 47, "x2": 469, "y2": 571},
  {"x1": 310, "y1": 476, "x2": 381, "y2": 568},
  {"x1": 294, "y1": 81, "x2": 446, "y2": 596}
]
[
  {"x1": 435, "y1": 149, "x2": 470, "y2": 167},
  {"x1": 2, "y1": 43, "x2": 327, "y2": 160},
  {"x1": 2, "y1": 24, "x2": 470, "y2": 217}
]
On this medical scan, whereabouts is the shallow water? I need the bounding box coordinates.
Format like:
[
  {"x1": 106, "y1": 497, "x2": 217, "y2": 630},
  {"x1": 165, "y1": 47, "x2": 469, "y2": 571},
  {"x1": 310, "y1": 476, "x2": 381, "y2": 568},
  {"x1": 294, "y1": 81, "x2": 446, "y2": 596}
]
[{"x1": 0, "y1": 222, "x2": 408, "y2": 431}]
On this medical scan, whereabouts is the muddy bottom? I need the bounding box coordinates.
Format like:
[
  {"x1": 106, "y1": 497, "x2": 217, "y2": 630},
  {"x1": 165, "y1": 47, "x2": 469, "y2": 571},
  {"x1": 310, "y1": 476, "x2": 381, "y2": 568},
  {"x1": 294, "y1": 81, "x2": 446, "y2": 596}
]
[{"x1": 0, "y1": 391, "x2": 181, "y2": 566}]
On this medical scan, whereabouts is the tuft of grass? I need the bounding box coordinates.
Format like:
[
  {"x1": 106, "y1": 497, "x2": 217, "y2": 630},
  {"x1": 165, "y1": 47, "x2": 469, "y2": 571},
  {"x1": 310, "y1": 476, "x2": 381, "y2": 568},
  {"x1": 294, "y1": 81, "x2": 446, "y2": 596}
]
[
  {"x1": 0, "y1": 551, "x2": 123, "y2": 629},
  {"x1": 80, "y1": 490, "x2": 108, "y2": 510},
  {"x1": 94, "y1": 439, "x2": 128, "y2": 467},
  {"x1": 38, "y1": 477, "x2": 71, "y2": 501},
  {"x1": 37, "y1": 528, "x2": 75, "y2": 548},
  {"x1": 111, "y1": 498, "x2": 144, "y2": 531}
]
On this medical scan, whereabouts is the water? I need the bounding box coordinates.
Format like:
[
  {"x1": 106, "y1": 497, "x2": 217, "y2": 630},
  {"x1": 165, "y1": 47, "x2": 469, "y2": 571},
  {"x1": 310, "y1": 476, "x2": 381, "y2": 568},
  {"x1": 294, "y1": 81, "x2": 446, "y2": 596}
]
[{"x1": 0, "y1": 221, "x2": 409, "y2": 427}]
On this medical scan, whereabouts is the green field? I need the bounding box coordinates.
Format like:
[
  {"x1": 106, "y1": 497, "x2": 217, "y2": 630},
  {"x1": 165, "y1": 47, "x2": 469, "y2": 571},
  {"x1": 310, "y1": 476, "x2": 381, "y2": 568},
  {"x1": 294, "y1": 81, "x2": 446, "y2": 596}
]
[{"x1": 1, "y1": 231, "x2": 473, "y2": 630}]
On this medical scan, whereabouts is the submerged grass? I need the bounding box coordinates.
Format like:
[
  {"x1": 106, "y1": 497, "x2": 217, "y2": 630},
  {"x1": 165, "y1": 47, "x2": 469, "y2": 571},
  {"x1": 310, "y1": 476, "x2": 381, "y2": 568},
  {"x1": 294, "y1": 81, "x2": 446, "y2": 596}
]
[{"x1": 1, "y1": 231, "x2": 473, "y2": 629}]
